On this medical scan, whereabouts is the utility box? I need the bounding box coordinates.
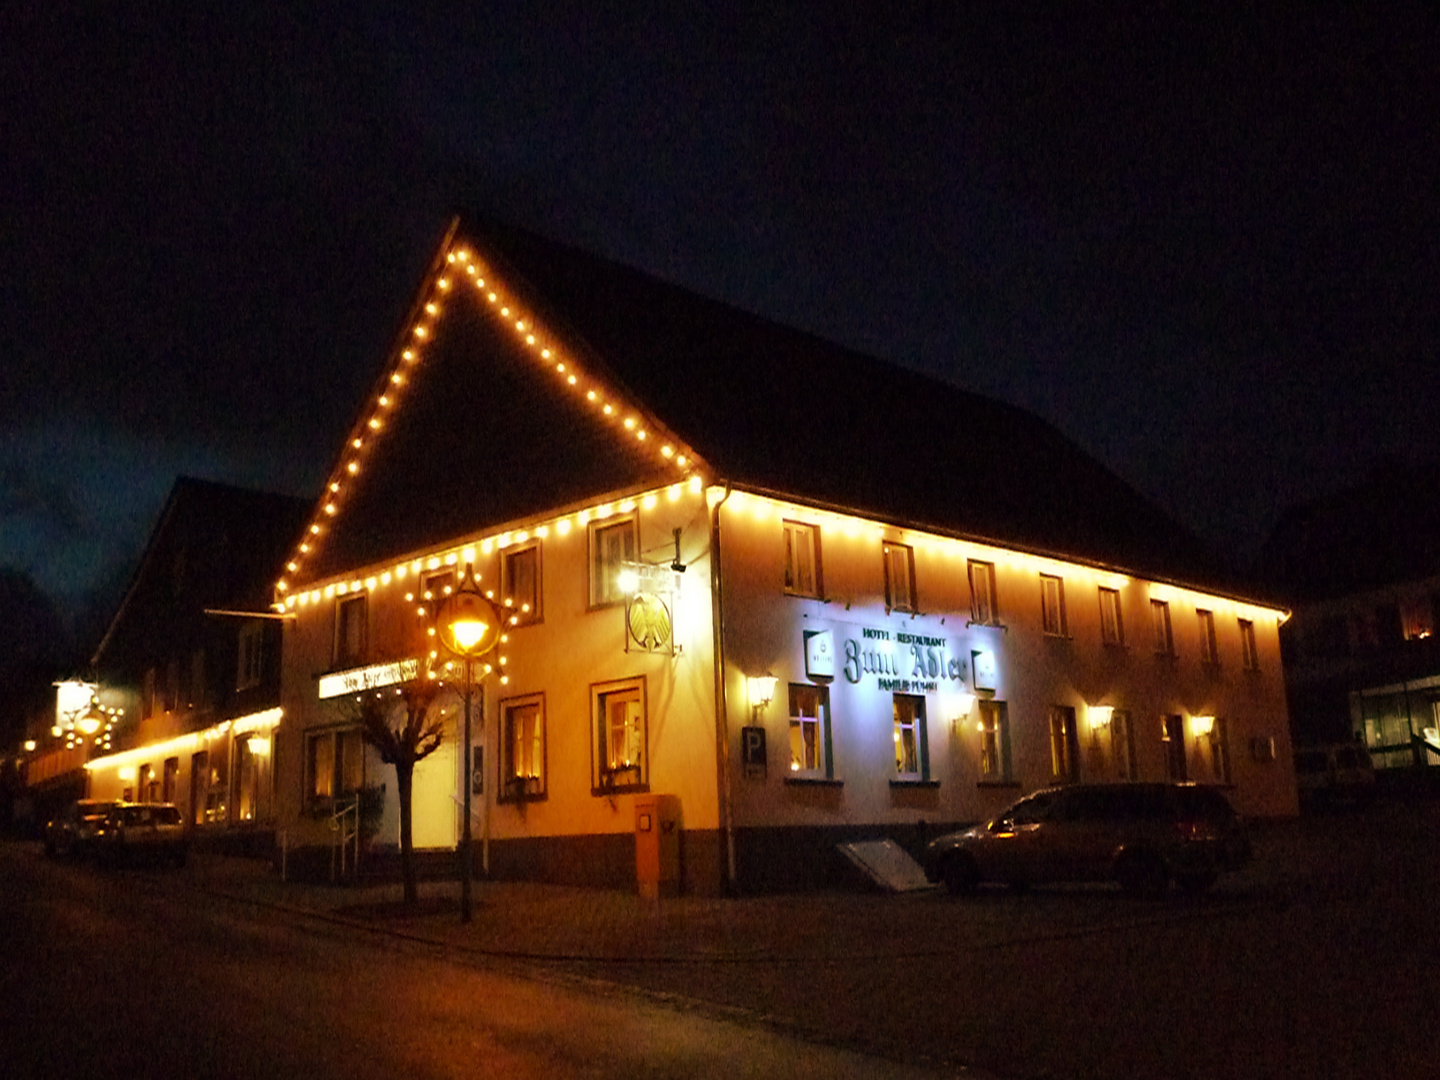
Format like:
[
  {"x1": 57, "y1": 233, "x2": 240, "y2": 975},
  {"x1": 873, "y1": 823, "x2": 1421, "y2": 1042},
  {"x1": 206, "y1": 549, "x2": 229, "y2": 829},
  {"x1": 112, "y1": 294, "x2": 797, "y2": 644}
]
[{"x1": 634, "y1": 794, "x2": 682, "y2": 899}]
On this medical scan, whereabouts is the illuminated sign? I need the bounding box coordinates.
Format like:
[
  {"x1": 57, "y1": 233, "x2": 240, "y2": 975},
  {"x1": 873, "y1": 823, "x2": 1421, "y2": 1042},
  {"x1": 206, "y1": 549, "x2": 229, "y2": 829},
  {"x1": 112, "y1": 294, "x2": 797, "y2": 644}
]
[
  {"x1": 627, "y1": 592, "x2": 673, "y2": 651},
  {"x1": 804, "y1": 630, "x2": 835, "y2": 678},
  {"x1": 318, "y1": 659, "x2": 420, "y2": 700},
  {"x1": 840, "y1": 627, "x2": 968, "y2": 692}
]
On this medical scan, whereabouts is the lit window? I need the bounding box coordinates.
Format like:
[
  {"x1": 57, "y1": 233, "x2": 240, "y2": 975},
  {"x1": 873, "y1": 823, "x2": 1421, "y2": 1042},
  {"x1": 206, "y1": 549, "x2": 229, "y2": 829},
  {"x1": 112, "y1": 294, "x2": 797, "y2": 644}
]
[
  {"x1": 306, "y1": 728, "x2": 365, "y2": 809},
  {"x1": 335, "y1": 594, "x2": 368, "y2": 667},
  {"x1": 893, "y1": 693, "x2": 928, "y2": 780},
  {"x1": 590, "y1": 517, "x2": 637, "y2": 607},
  {"x1": 788, "y1": 683, "x2": 831, "y2": 777},
  {"x1": 1151, "y1": 599, "x2": 1174, "y2": 656},
  {"x1": 500, "y1": 694, "x2": 545, "y2": 800},
  {"x1": 593, "y1": 677, "x2": 646, "y2": 792},
  {"x1": 1239, "y1": 619, "x2": 1259, "y2": 670},
  {"x1": 1049, "y1": 706, "x2": 1079, "y2": 783},
  {"x1": 783, "y1": 520, "x2": 822, "y2": 598},
  {"x1": 423, "y1": 569, "x2": 456, "y2": 600},
  {"x1": 237, "y1": 621, "x2": 264, "y2": 690},
  {"x1": 1197, "y1": 609, "x2": 1218, "y2": 666},
  {"x1": 883, "y1": 541, "x2": 916, "y2": 613},
  {"x1": 1099, "y1": 587, "x2": 1124, "y2": 645},
  {"x1": 1041, "y1": 574, "x2": 1067, "y2": 636},
  {"x1": 162, "y1": 757, "x2": 179, "y2": 803},
  {"x1": 977, "y1": 700, "x2": 1011, "y2": 783},
  {"x1": 1110, "y1": 710, "x2": 1137, "y2": 781},
  {"x1": 1161, "y1": 714, "x2": 1187, "y2": 781},
  {"x1": 969, "y1": 561, "x2": 998, "y2": 625},
  {"x1": 503, "y1": 543, "x2": 542, "y2": 625}
]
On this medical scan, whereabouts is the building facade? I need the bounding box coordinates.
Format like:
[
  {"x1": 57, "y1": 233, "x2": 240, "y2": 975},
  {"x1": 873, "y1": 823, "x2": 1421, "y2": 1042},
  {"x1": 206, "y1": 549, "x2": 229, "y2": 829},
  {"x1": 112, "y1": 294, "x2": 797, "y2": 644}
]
[
  {"x1": 77, "y1": 478, "x2": 306, "y2": 841},
  {"x1": 271, "y1": 218, "x2": 1298, "y2": 893}
]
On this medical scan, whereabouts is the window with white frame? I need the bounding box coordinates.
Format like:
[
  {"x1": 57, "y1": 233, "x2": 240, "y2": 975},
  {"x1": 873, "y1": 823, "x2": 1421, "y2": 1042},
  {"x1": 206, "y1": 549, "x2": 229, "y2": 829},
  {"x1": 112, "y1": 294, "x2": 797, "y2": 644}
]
[
  {"x1": 977, "y1": 700, "x2": 1011, "y2": 783},
  {"x1": 1197, "y1": 609, "x2": 1219, "y2": 665},
  {"x1": 306, "y1": 727, "x2": 365, "y2": 808},
  {"x1": 503, "y1": 543, "x2": 542, "y2": 626},
  {"x1": 1161, "y1": 714, "x2": 1187, "y2": 781},
  {"x1": 788, "y1": 683, "x2": 831, "y2": 777},
  {"x1": 1041, "y1": 574, "x2": 1067, "y2": 636},
  {"x1": 1208, "y1": 716, "x2": 1232, "y2": 783},
  {"x1": 1049, "y1": 706, "x2": 1080, "y2": 783},
  {"x1": 892, "y1": 693, "x2": 928, "y2": 780},
  {"x1": 883, "y1": 541, "x2": 916, "y2": 613},
  {"x1": 237, "y1": 621, "x2": 264, "y2": 690},
  {"x1": 1111, "y1": 710, "x2": 1137, "y2": 781},
  {"x1": 969, "y1": 560, "x2": 998, "y2": 625},
  {"x1": 590, "y1": 517, "x2": 637, "y2": 607},
  {"x1": 783, "y1": 520, "x2": 822, "y2": 598},
  {"x1": 500, "y1": 693, "x2": 545, "y2": 800},
  {"x1": 1099, "y1": 587, "x2": 1124, "y2": 645},
  {"x1": 1151, "y1": 599, "x2": 1174, "y2": 656},
  {"x1": 335, "y1": 594, "x2": 368, "y2": 667},
  {"x1": 1239, "y1": 618, "x2": 1259, "y2": 670},
  {"x1": 593, "y1": 677, "x2": 646, "y2": 792}
]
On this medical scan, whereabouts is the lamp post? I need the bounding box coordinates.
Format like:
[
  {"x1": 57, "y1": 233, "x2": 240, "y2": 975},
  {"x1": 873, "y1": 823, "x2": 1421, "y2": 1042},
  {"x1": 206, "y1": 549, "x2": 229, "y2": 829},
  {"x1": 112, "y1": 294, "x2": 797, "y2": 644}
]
[{"x1": 435, "y1": 566, "x2": 503, "y2": 923}]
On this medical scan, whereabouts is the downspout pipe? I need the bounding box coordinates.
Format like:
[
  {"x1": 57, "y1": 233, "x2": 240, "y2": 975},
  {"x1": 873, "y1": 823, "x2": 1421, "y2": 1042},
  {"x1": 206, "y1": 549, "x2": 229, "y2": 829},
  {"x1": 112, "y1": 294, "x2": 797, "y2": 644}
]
[{"x1": 708, "y1": 482, "x2": 736, "y2": 893}]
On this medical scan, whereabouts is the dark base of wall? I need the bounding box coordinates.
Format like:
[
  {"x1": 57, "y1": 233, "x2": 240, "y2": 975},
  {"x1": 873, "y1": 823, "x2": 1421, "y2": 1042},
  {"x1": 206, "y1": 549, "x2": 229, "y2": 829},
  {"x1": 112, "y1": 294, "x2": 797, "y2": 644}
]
[
  {"x1": 732, "y1": 819, "x2": 971, "y2": 894},
  {"x1": 273, "y1": 829, "x2": 726, "y2": 895}
]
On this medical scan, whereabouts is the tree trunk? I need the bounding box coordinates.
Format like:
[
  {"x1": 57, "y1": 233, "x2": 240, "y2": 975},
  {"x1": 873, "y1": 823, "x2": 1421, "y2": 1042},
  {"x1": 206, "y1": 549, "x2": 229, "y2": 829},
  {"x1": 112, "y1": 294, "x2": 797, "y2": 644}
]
[{"x1": 395, "y1": 760, "x2": 417, "y2": 905}]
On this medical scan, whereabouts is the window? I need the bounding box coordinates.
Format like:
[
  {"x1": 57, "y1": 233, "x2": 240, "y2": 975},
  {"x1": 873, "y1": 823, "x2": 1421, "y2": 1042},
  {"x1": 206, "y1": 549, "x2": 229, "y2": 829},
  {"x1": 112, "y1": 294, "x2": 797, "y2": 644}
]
[
  {"x1": 1161, "y1": 714, "x2": 1187, "y2": 781},
  {"x1": 237, "y1": 622, "x2": 263, "y2": 690},
  {"x1": 1197, "y1": 609, "x2": 1218, "y2": 666},
  {"x1": 1110, "y1": 710, "x2": 1137, "y2": 781},
  {"x1": 892, "y1": 693, "x2": 928, "y2": 780},
  {"x1": 1099, "y1": 587, "x2": 1124, "y2": 645},
  {"x1": 883, "y1": 541, "x2": 916, "y2": 613},
  {"x1": 1041, "y1": 575, "x2": 1067, "y2": 636},
  {"x1": 1151, "y1": 599, "x2": 1174, "y2": 655},
  {"x1": 783, "y1": 520, "x2": 822, "y2": 598},
  {"x1": 143, "y1": 667, "x2": 157, "y2": 720},
  {"x1": 165, "y1": 657, "x2": 180, "y2": 712},
  {"x1": 503, "y1": 543, "x2": 542, "y2": 625},
  {"x1": 307, "y1": 728, "x2": 365, "y2": 807},
  {"x1": 1208, "y1": 717, "x2": 1232, "y2": 784},
  {"x1": 335, "y1": 594, "x2": 368, "y2": 667},
  {"x1": 590, "y1": 517, "x2": 637, "y2": 607},
  {"x1": 1239, "y1": 619, "x2": 1259, "y2": 670},
  {"x1": 977, "y1": 700, "x2": 1011, "y2": 783},
  {"x1": 500, "y1": 694, "x2": 545, "y2": 800},
  {"x1": 423, "y1": 569, "x2": 456, "y2": 601},
  {"x1": 162, "y1": 757, "x2": 179, "y2": 803},
  {"x1": 1049, "y1": 706, "x2": 1080, "y2": 783},
  {"x1": 969, "y1": 561, "x2": 998, "y2": 625},
  {"x1": 788, "y1": 683, "x2": 832, "y2": 777},
  {"x1": 593, "y1": 677, "x2": 646, "y2": 792}
]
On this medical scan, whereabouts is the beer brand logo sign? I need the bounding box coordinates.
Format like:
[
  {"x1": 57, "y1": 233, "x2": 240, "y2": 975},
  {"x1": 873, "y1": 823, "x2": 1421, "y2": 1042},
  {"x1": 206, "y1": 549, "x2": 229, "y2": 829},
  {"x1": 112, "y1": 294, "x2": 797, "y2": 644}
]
[{"x1": 627, "y1": 592, "x2": 672, "y2": 651}]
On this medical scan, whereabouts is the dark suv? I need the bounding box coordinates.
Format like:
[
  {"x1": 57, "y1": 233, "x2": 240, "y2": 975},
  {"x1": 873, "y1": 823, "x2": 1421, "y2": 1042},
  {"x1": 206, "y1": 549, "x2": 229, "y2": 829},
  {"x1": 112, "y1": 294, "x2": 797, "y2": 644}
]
[
  {"x1": 923, "y1": 782, "x2": 1251, "y2": 898},
  {"x1": 44, "y1": 799, "x2": 120, "y2": 858}
]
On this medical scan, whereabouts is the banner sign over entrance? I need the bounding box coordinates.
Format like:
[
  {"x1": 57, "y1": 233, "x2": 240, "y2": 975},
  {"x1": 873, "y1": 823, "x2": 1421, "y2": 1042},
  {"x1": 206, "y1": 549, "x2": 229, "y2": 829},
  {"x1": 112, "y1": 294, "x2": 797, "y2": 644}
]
[
  {"x1": 840, "y1": 626, "x2": 969, "y2": 692},
  {"x1": 318, "y1": 658, "x2": 420, "y2": 700}
]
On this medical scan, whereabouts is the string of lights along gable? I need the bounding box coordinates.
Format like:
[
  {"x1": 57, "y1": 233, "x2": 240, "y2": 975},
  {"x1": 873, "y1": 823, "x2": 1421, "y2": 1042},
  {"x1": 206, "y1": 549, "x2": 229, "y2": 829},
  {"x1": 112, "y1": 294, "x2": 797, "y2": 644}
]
[{"x1": 275, "y1": 236, "x2": 704, "y2": 603}]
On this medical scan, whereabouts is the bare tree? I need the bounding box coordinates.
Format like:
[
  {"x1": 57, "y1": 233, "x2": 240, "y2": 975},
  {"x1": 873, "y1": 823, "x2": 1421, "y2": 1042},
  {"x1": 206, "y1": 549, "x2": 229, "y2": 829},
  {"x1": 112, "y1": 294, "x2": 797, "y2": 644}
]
[{"x1": 353, "y1": 679, "x2": 444, "y2": 905}]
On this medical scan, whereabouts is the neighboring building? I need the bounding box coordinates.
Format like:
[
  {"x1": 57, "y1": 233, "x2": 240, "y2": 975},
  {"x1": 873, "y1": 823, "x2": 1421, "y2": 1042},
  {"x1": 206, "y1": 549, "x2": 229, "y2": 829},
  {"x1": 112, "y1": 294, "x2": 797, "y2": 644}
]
[
  {"x1": 79, "y1": 478, "x2": 308, "y2": 836},
  {"x1": 273, "y1": 217, "x2": 1297, "y2": 893},
  {"x1": 1258, "y1": 458, "x2": 1440, "y2": 769}
]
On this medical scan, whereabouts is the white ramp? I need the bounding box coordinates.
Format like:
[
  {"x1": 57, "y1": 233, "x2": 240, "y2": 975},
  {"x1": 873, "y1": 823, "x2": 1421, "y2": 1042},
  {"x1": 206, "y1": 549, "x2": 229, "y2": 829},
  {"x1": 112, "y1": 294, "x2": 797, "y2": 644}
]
[{"x1": 837, "y1": 839, "x2": 936, "y2": 892}]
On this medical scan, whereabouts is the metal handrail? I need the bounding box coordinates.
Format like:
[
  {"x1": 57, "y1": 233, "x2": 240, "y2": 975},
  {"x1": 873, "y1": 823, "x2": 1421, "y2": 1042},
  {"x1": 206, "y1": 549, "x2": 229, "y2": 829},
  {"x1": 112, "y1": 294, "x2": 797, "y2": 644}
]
[{"x1": 329, "y1": 795, "x2": 360, "y2": 882}]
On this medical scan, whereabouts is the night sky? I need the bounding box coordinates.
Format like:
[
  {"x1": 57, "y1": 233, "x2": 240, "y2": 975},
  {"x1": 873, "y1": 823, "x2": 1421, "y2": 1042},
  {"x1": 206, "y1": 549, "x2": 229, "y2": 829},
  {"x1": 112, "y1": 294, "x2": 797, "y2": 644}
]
[{"x1": 4, "y1": 5, "x2": 1437, "y2": 627}]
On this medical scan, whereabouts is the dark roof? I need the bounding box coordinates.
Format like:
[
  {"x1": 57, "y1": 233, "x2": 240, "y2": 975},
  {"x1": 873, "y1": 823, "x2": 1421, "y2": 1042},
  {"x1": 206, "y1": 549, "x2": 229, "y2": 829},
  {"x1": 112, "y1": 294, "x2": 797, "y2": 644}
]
[
  {"x1": 1256, "y1": 457, "x2": 1440, "y2": 602},
  {"x1": 294, "y1": 216, "x2": 1232, "y2": 593},
  {"x1": 93, "y1": 478, "x2": 309, "y2": 669}
]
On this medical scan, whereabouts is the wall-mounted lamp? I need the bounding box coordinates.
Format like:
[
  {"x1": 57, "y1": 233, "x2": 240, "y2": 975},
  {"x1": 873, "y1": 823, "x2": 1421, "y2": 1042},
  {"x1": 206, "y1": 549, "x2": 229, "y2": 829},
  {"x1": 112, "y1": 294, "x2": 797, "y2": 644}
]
[
  {"x1": 246, "y1": 734, "x2": 271, "y2": 757},
  {"x1": 617, "y1": 568, "x2": 640, "y2": 595},
  {"x1": 118, "y1": 766, "x2": 137, "y2": 782},
  {"x1": 1088, "y1": 705, "x2": 1114, "y2": 730},
  {"x1": 1191, "y1": 714, "x2": 1216, "y2": 737},
  {"x1": 23, "y1": 739, "x2": 36, "y2": 752},
  {"x1": 747, "y1": 674, "x2": 778, "y2": 718},
  {"x1": 950, "y1": 693, "x2": 976, "y2": 728}
]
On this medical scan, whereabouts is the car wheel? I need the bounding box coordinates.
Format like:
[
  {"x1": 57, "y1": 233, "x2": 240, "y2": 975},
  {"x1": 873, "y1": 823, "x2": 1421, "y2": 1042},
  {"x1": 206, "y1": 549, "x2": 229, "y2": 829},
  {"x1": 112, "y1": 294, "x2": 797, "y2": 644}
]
[
  {"x1": 1116, "y1": 852, "x2": 1168, "y2": 899},
  {"x1": 940, "y1": 854, "x2": 978, "y2": 895},
  {"x1": 1176, "y1": 871, "x2": 1217, "y2": 895}
]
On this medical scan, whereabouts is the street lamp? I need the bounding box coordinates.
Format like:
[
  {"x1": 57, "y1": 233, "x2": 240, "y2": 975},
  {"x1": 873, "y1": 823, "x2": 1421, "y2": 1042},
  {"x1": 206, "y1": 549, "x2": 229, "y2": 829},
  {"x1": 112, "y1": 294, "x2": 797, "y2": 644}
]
[{"x1": 434, "y1": 565, "x2": 503, "y2": 923}]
